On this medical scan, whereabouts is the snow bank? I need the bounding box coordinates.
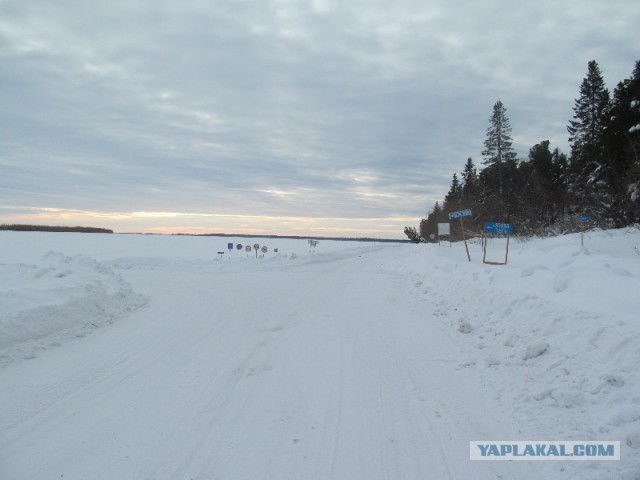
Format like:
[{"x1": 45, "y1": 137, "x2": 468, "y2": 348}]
[
  {"x1": 0, "y1": 252, "x2": 146, "y2": 366},
  {"x1": 411, "y1": 227, "x2": 640, "y2": 478}
]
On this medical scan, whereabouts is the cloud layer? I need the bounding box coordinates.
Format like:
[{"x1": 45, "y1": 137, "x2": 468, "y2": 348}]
[{"x1": 1, "y1": 0, "x2": 639, "y2": 237}]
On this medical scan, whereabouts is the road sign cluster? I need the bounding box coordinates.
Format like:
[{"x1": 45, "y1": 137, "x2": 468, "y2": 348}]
[{"x1": 221, "y1": 242, "x2": 283, "y2": 258}]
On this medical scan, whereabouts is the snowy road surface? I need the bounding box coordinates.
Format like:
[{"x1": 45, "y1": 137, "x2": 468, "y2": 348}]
[{"x1": 1, "y1": 231, "x2": 638, "y2": 479}]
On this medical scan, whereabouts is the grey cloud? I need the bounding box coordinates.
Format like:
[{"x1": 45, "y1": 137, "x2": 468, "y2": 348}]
[{"x1": 1, "y1": 0, "x2": 639, "y2": 232}]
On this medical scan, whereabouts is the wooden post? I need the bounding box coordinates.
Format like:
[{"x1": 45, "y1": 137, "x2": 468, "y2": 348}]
[
  {"x1": 460, "y1": 218, "x2": 471, "y2": 262},
  {"x1": 482, "y1": 231, "x2": 487, "y2": 263},
  {"x1": 505, "y1": 235, "x2": 510, "y2": 265}
]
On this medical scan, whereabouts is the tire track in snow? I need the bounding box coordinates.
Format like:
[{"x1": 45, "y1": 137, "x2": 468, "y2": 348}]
[{"x1": 1, "y1": 246, "x2": 555, "y2": 479}]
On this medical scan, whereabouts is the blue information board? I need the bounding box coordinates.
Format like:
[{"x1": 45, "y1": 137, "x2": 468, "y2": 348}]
[
  {"x1": 484, "y1": 222, "x2": 512, "y2": 235},
  {"x1": 449, "y1": 209, "x2": 472, "y2": 220},
  {"x1": 580, "y1": 215, "x2": 589, "y2": 222}
]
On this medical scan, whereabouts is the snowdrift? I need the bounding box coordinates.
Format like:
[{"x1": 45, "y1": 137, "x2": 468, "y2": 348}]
[
  {"x1": 411, "y1": 228, "x2": 640, "y2": 476},
  {"x1": 0, "y1": 252, "x2": 146, "y2": 366}
]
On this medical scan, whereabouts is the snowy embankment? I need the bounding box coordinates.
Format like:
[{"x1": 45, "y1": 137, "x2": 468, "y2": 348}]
[
  {"x1": 412, "y1": 229, "x2": 640, "y2": 473},
  {"x1": 0, "y1": 229, "x2": 639, "y2": 479},
  {"x1": 0, "y1": 251, "x2": 146, "y2": 366}
]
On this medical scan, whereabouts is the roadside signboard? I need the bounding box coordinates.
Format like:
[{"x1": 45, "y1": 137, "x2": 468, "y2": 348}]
[
  {"x1": 261, "y1": 246, "x2": 268, "y2": 253},
  {"x1": 482, "y1": 222, "x2": 512, "y2": 265},
  {"x1": 437, "y1": 222, "x2": 451, "y2": 247},
  {"x1": 448, "y1": 209, "x2": 472, "y2": 261},
  {"x1": 449, "y1": 209, "x2": 472, "y2": 220},
  {"x1": 484, "y1": 222, "x2": 512, "y2": 235},
  {"x1": 236, "y1": 243, "x2": 243, "y2": 250},
  {"x1": 437, "y1": 223, "x2": 450, "y2": 236},
  {"x1": 580, "y1": 214, "x2": 589, "y2": 222},
  {"x1": 227, "y1": 243, "x2": 233, "y2": 251}
]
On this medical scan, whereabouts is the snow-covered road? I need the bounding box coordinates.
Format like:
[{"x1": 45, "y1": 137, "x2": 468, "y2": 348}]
[{"x1": 1, "y1": 231, "x2": 638, "y2": 479}]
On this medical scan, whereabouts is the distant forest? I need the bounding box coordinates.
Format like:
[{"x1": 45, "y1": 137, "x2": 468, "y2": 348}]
[
  {"x1": 406, "y1": 59, "x2": 640, "y2": 242},
  {"x1": 0, "y1": 224, "x2": 114, "y2": 234}
]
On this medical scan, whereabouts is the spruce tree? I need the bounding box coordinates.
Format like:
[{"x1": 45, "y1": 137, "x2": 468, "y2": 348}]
[
  {"x1": 482, "y1": 100, "x2": 517, "y2": 196},
  {"x1": 604, "y1": 60, "x2": 640, "y2": 224},
  {"x1": 568, "y1": 61, "x2": 610, "y2": 169},
  {"x1": 444, "y1": 173, "x2": 462, "y2": 210},
  {"x1": 461, "y1": 157, "x2": 478, "y2": 202},
  {"x1": 567, "y1": 60, "x2": 611, "y2": 221},
  {"x1": 627, "y1": 61, "x2": 640, "y2": 221},
  {"x1": 478, "y1": 101, "x2": 518, "y2": 223}
]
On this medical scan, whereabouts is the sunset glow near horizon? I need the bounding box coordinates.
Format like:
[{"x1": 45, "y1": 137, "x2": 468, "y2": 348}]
[{"x1": 1, "y1": 205, "x2": 414, "y2": 238}]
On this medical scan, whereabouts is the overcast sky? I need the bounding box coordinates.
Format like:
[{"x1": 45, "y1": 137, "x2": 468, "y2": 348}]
[{"x1": 1, "y1": 0, "x2": 639, "y2": 238}]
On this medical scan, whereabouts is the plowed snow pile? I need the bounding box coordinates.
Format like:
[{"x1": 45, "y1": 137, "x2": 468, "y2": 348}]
[{"x1": 0, "y1": 252, "x2": 146, "y2": 366}]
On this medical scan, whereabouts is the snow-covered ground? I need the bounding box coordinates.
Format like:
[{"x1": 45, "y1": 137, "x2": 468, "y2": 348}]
[{"x1": 0, "y1": 229, "x2": 638, "y2": 479}]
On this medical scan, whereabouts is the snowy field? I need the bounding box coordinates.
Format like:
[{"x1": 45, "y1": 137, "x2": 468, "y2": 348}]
[{"x1": 1, "y1": 229, "x2": 639, "y2": 479}]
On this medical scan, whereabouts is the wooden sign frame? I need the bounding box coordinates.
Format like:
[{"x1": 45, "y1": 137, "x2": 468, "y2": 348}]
[{"x1": 481, "y1": 222, "x2": 512, "y2": 265}]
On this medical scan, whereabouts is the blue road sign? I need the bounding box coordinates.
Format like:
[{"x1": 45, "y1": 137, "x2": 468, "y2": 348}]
[
  {"x1": 449, "y1": 209, "x2": 472, "y2": 220},
  {"x1": 580, "y1": 214, "x2": 589, "y2": 222},
  {"x1": 227, "y1": 243, "x2": 233, "y2": 250},
  {"x1": 484, "y1": 222, "x2": 512, "y2": 235}
]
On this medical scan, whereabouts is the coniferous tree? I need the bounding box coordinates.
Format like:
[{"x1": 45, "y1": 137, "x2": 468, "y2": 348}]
[
  {"x1": 604, "y1": 60, "x2": 640, "y2": 224},
  {"x1": 420, "y1": 202, "x2": 444, "y2": 242},
  {"x1": 519, "y1": 141, "x2": 556, "y2": 230},
  {"x1": 482, "y1": 100, "x2": 518, "y2": 196},
  {"x1": 404, "y1": 226, "x2": 421, "y2": 243},
  {"x1": 567, "y1": 60, "x2": 611, "y2": 220},
  {"x1": 551, "y1": 148, "x2": 569, "y2": 221},
  {"x1": 626, "y1": 61, "x2": 640, "y2": 221},
  {"x1": 444, "y1": 173, "x2": 462, "y2": 211},
  {"x1": 419, "y1": 217, "x2": 429, "y2": 242},
  {"x1": 460, "y1": 158, "x2": 478, "y2": 202}
]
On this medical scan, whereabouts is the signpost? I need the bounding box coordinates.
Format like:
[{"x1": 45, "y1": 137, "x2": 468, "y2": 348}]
[
  {"x1": 580, "y1": 214, "x2": 589, "y2": 247},
  {"x1": 448, "y1": 209, "x2": 472, "y2": 220},
  {"x1": 483, "y1": 222, "x2": 513, "y2": 235},
  {"x1": 448, "y1": 209, "x2": 472, "y2": 262},
  {"x1": 437, "y1": 222, "x2": 450, "y2": 246},
  {"x1": 482, "y1": 222, "x2": 512, "y2": 265}
]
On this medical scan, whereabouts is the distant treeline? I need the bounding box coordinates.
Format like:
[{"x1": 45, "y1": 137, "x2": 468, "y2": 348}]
[{"x1": 0, "y1": 224, "x2": 114, "y2": 234}]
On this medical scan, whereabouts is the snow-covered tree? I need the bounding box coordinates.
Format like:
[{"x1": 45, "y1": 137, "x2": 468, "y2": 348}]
[
  {"x1": 605, "y1": 60, "x2": 640, "y2": 223},
  {"x1": 567, "y1": 60, "x2": 612, "y2": 220}
]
